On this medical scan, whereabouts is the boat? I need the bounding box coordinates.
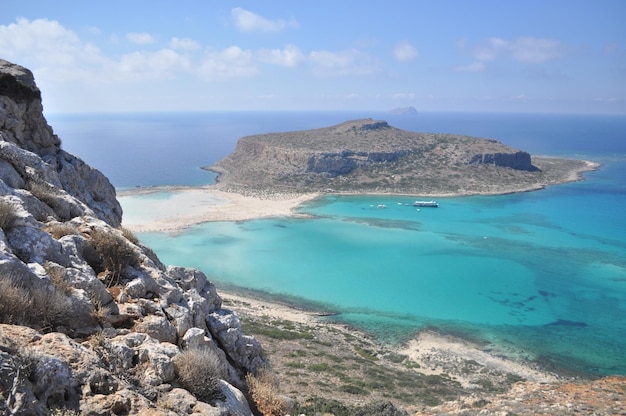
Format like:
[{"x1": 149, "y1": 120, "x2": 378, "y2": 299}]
[{"x1": 413, "y1": 200, "x2": 438, "y2": 207}]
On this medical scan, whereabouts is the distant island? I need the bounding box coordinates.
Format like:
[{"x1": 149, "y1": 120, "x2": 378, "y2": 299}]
[
  {"x1": 390, "y1": 106, "x2": 418, "y2": 115},
  {"x1": 207, "y1": 119, "x2": 597, "y2": 196}
]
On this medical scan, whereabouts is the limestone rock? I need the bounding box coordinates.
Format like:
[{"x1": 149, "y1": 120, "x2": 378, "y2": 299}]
[{"x1": 1, "y1": 59, "x2": 266, "y2": 414}]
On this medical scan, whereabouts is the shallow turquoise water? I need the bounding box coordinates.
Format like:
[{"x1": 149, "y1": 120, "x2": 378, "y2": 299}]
[
  {"x1": 50, "y1": 111, "x2": 626, "y2": 376},
  {"x1": 139, "y1": 158, "x2": 626, "y2": 377}
]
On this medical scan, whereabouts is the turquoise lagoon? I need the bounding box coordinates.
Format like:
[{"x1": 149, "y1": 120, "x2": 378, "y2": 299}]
[
  {"x1": 50, "y1": 111, "x2": 626, "y2": 377},
  {"x1": 138, "y1": 157, "x2": 626, "y2": 377}
]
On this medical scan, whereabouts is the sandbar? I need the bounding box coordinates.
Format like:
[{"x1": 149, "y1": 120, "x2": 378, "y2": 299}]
[
  {"x1": 118, "y1": 186, "x2": 320, "y2": 233},
  {"x1": 118, "y1": 157, "x2": 599, "y2": 233}
]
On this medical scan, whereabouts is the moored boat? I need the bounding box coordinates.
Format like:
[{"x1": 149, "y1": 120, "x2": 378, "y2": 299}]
[{"x1": 413, "y1": 200, "x2": 438, "y2": 207}]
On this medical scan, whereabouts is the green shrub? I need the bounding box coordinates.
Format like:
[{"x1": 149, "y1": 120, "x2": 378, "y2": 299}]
[
  {"x1": 174, "y1": 348, "x2": 225, "y2": 403},
  {"x1": 339, "y1": 384, "x2": 369, "y2": 395}
]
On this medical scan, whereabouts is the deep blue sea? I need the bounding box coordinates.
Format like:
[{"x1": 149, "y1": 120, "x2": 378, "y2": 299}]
[{"x1": 48, "y1": 111, "x2": 626, "y2": 377}]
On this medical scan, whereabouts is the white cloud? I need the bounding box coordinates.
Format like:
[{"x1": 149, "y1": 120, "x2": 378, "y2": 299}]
[
  {"x1": 468, "y1": 36, "x2": 566, "y2": 64},
  {"x1": 231, "y1": 7, "x2": 298, "y2": 33},
  {"x1": 169, "y1": 37, "x2": 201, "y2": 51},
  {"x1": 309, "y1": 49, "x2": 381, "y2": 77},
  {"x1": 126, "y1": 32, "x2": 156, "y2": 45},
  {"x1": 198, "y1": 46, "x2": 258, "y2": 80},
  {"x1": 393, "y1": 41, "x2": 418, "y2": 62},
  {"x1": 117, "y1": 49, "x2": 190, "y2": 79},
  {"x1": 257, "y1": 44, "x2": 304, "y2": 67},
  {"x1": 0, "y1": 17, "x2": 107, "y2": 82}
]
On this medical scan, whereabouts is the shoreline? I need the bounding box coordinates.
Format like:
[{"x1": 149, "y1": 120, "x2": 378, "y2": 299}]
[
  {"x1": 218, "y1": 287, "x2": 562, "y2": 394},
  {"x1": 220, "y1": 287, "x2": 561, "y2": 383},
  {"x1": 118, "y1": 158, "x2": 599, "y2": 233}
]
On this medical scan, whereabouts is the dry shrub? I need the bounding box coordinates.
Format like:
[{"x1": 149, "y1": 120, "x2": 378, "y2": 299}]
[
  {"x1": 88, "y1": 293, "x2": 113, "y2": 324},
  {"x1": 174, "y1": 347, "x2": 225, "y2": 403},
  {"x1": 0, "y1": 267, "x2": 75, "y2": 330},
  {"x1": 88, "y1": 228, "x2": 139, "y2": 285},
  {"x1": 44, "y1": 223, "x2": 79, "y2": 239},
  {"x1": 44, "y1": 262, "x2": 74, "y2": 296},
  {"x1": 246, "y1": 367, "x2": 288, "y2": 416},
  {"x1": 0, "y1": 271, "x2": 30, "y2": 324},
  {"x1": 0, "y1": 199, "x2": 19, "y2": 230},
  {"x1": 119, "y1": 226, "x2": 139, "y2": 245}
]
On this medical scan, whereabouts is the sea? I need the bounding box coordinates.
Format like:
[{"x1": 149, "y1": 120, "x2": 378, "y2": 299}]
[{"x1": 47, "y1": 111, "x2": 626, "y2": 378}]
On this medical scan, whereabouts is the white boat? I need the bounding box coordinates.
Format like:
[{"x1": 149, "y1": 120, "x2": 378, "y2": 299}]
[{"x1": 413, "y1": 200, "x2": 438, "y2": 207}]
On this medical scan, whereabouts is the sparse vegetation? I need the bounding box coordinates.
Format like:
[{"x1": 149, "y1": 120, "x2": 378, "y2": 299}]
[
  {"x1": 119, "y1": 226, "x2": 139, "y2": 245},
  {"x1": 44, "y1": 222, "x2": 79, "y2": 239},
  {"x1": 173, "y1": 347, "x2": 225, "y2": 403},
  {"x1": 87, "y1": 228, "x2": 140, "y2": 286},
  {"x1": 241, "y1": 320, "x2": 314, "y2": 340},
  {"x1": 0, "y1": 267, "x2": 75, "y2": 330},
  {"x1": 245, "y1": 367, "x2": 288, "y2": 416},
  {"x1": 44, "y1": 261, "x2": 74, "y2": 295},
  {"x1": 0, "y1": 199, "x2": 19, "y2": 230}
]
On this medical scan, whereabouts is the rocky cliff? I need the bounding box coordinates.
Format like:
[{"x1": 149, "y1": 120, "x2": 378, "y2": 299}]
[
  {"x1": 0, "y1": 60, "x2": 266, "y2": 415},
  {"x1": 210, "y1": 118, "x2": 590, "y2": 195}
]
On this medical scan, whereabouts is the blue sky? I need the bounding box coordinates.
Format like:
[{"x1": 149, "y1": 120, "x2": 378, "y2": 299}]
[{"x1": 1, "y1": 1, "x2": 625, "y2": 114}]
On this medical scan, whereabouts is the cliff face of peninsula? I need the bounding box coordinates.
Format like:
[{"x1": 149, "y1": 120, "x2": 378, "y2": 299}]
[
  {"x1": 0, "y1": 60, "x2": 265, "y2": 415},
  {"x1": 211, "y1": 119, "x2": 590, "y2": 195}
]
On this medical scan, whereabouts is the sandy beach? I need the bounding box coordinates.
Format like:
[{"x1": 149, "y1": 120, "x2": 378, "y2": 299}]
[{"x1": 118, "y1": 186, "x2": 320, "y2": 233}]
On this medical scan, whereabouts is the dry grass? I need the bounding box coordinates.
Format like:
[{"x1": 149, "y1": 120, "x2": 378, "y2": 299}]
[
  {"x1": 0, "y1": 266, "x2": 75, "y2": 330},
  {"x1": 87, "y1": 228, "x2": 140, "y2": 286},
  {"x1": 173, "y1": 347, "x2": 225, "y2": 403},
  {"x1": 0, "y1": 199, "x2": 19, "y2": 230},
  {"x1": 44, "y1": 261, "x2": 74, "y2": 296},
  {"x1": 44, "y1": 223, "x2": 79, "y2": 239},
  {"x1": 119, "y1": 226, "x2": 139, "y2": 245},
  {"x1": 246, "y1": 367, "x2": 288, "y2": 416}
]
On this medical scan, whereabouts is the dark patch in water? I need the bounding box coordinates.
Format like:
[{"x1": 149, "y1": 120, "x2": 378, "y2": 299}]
[
  {"x1": 273, "y1": 223, "x2": 287, "y2": 228},
  {"x1": 539, "y1": 290, "x2": 557, "y2": 299},
  {"x1": 348, "y1": 217, "x2": 422, "y2": 231},
  {"x1": 546, "y1": 319, "x2": 588, "y2": 328}
]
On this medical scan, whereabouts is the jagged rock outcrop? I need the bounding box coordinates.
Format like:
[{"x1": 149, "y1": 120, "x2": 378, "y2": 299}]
[
  {"x1": 210, "y1": 118, "x2": 591, "y2": 195},
  {"x1": 0, "y1": 60, "x2": 265, "y2": 414},
  {"x1": 0, "y1": 59, "x2": 122, "y2": 226}
]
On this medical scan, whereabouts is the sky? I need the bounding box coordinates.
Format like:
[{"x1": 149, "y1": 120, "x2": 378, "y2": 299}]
[{"x1": 1, "y1": 1, "x2": 625, "y2": 114}]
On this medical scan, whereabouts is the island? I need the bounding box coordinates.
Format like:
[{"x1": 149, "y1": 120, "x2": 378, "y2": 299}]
[{"x1": 206, "y1": 118, "x2": 597, "y2": 197}]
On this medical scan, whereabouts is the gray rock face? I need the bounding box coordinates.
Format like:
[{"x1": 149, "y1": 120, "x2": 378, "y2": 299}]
[
  {"x1": 468, "y1": 151, "x2": 539, "y2": 172},
  {"x1": 0, "y1": 59, "x2": 265, "y2": 415},
  {"x1": 0, "y1": 59, "x2": 122, "y2": 226}
]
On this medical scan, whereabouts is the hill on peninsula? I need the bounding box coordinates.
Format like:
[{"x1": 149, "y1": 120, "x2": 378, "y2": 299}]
[{"x1": 209, "y1": 119, "x2": 593, "y2": 195}]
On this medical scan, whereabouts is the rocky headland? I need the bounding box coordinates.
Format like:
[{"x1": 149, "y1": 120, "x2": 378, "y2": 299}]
[
  {"x1": 1, "y1": 58, "x2": 624, "y2": 416},
  {"x1": 208, "y1": 118, "x2": 596, "y2": 196},
  {"x1": 0, "y1": 59, "x2": 268, "y2": 415}
]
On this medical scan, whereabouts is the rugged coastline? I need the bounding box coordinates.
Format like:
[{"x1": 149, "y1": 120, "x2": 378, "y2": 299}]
[{"x1": 2, "y1": 58, "x2": 624, "y2": 415}]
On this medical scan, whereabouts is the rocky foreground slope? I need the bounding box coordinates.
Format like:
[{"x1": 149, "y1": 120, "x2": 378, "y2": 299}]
[
  {"x1": 209, "y1": 119, "x2": 593, "y2": 195},
  {"x1": 0, "y1": 60, "x2": 268, "y2": 415}
]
